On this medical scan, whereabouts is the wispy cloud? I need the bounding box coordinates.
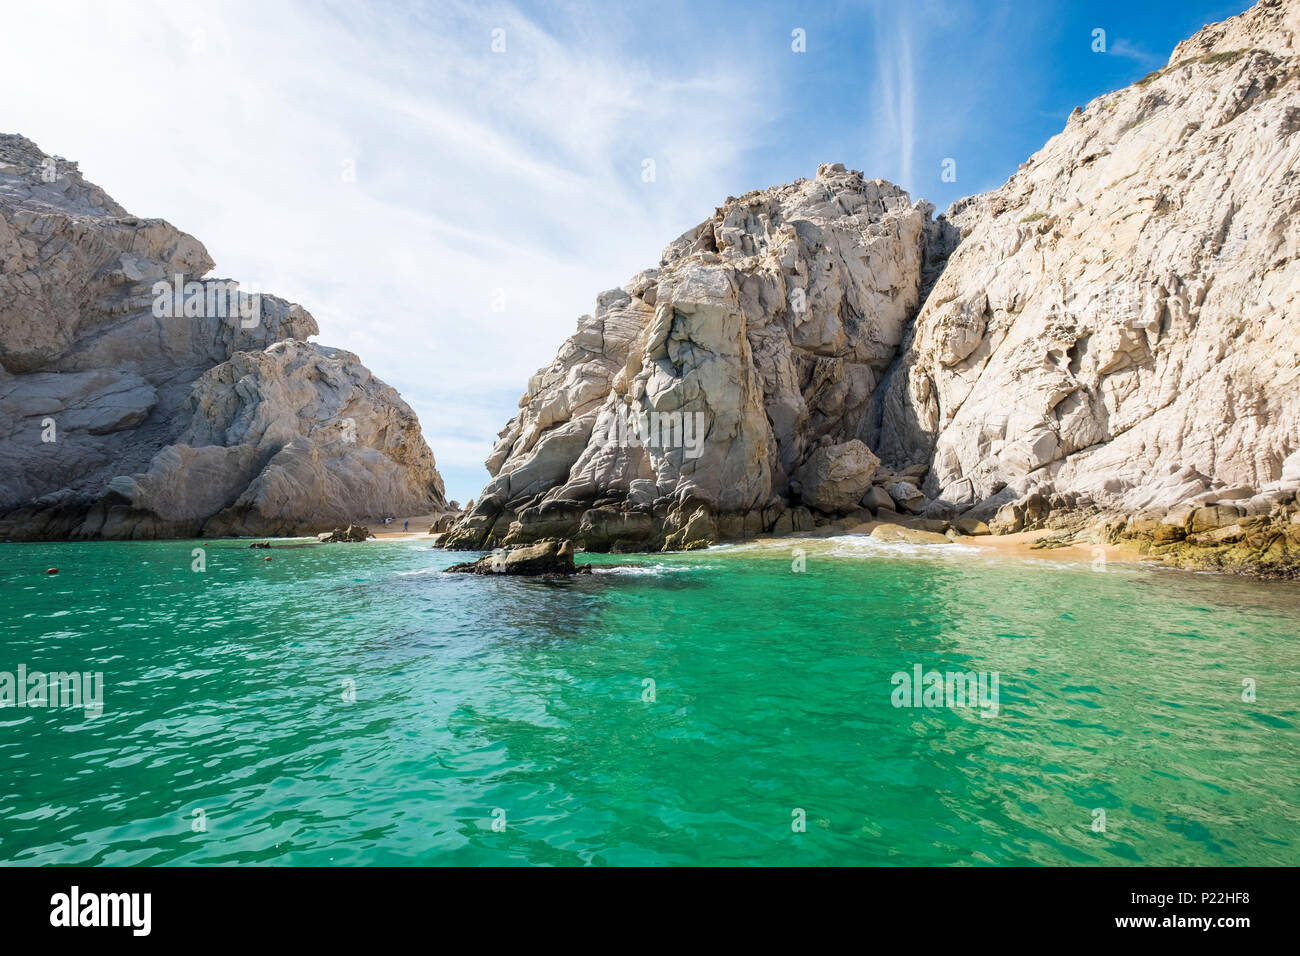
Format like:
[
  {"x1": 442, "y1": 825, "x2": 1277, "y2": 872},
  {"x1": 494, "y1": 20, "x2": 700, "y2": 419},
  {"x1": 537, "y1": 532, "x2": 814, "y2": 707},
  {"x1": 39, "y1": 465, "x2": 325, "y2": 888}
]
[
  {"x1": 867, "y1": 5, "x2": 917, "y2": 194},
  {"x1": 1109, "y1": 38, "x2": 1165, "y2": 69}
]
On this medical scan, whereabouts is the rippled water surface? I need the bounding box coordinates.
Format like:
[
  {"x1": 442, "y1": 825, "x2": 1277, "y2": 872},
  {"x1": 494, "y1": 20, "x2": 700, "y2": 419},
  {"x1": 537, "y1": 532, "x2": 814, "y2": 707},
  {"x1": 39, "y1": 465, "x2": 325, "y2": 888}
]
[{"x1": 1, "y1": 537, "x2": 1297, "y2": 865}]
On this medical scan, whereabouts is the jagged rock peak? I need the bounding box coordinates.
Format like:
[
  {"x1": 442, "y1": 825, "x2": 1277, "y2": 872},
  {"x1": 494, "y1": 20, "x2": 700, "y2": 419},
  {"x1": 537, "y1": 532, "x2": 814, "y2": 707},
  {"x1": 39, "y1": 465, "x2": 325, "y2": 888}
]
[{"x1": 445, "y1": 163, "x2": 957, "y2": 551}]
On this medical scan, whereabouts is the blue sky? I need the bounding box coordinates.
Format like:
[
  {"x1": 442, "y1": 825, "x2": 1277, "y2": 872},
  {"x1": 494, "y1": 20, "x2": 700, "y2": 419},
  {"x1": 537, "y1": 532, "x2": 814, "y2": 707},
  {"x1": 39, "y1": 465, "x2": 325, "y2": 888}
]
[{"x1": 3, "y1": 0, "x2": 1253, "y2": 504}]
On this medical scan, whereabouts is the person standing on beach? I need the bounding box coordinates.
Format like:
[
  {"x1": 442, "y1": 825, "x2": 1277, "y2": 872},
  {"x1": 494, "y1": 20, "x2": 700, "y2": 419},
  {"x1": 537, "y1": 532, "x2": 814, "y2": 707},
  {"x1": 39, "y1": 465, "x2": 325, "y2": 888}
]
[{"x1": 403, "y1": 520, "x2": 409, "y2": 532}]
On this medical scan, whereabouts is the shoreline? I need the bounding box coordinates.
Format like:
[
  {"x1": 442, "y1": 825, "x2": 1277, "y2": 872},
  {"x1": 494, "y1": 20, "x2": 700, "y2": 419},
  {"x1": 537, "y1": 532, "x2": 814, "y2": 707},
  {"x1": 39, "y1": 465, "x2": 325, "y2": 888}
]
[
  {"x1": 334, "y1": 517, "x2": 1153, "y2": 571},
  {"x1": 700, "y1": 521, "x2": 1148, "y2": 568},
  {"x1": 8, "y1": 517, "x2": 1281, "y2": 580}
]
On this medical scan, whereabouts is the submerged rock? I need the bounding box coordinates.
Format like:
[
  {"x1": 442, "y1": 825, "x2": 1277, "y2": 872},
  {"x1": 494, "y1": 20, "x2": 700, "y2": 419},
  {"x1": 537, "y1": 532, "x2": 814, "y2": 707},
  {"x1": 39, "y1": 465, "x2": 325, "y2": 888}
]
[{"x1": 445, "y1": 539, "x2": 591, "y2": 576}]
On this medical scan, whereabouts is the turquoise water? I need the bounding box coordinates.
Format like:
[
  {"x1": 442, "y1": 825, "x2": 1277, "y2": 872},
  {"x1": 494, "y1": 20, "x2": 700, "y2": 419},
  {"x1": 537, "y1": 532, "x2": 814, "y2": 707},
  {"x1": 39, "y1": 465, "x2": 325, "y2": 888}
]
[{"x1": 0, "y1": 536, "x2": 1297, "y2": 866}]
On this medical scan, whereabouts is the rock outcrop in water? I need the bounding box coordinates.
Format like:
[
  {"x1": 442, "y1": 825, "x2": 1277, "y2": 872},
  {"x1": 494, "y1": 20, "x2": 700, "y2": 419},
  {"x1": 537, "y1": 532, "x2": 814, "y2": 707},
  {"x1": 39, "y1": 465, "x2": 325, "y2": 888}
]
[
  {"x1": 318, "y1": 525, "x2": 372, "y2": 543},
  {"x1": 444, "y1": 166, "x2": 957, "y2": 551},
  {"x1": 449, "y1": 0, "x2": 1300, "y2": 576},
  {"x1": 445, "y1": 539, "x2": 589, "y2": 575},
  {"x1": 0, "y1": 133, "x2": 450, "y2": 539}
]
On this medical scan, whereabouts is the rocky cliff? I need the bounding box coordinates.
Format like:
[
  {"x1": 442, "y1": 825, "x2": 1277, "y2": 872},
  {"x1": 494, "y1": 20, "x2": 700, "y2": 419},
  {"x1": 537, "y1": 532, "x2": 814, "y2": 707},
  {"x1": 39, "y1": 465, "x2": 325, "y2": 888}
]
[
  {"x1": 0, "y1": 134, "x2": 448, "y2": 539},
  {"x1": 880, "y1": 0, "x2": 1299, "y2": 517},
  {"x1": 449, "y1": 0, "x2": 1300, "y2": 574},
  {"x1": 444, "y1": 169, "x2": 956, "y2": 551},
  {"x1": 879, "y1": 0, "x2": 1300, "y2": 573}
]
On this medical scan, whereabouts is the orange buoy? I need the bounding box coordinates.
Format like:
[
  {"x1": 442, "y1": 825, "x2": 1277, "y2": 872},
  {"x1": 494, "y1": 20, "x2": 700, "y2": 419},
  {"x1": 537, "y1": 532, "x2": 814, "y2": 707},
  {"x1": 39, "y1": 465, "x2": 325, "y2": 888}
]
[
  {"x1": 264, "y1": 556, "x2": 272, "y2": 561},
  {"x1": 45, "y1": 568, "x2": 58, "y2": 575}
]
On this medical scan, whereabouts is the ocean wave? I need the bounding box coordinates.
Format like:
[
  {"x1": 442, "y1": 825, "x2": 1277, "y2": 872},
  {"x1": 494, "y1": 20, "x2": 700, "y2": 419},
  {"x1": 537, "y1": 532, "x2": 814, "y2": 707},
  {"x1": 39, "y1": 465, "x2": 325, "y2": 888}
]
[
  {"x1": 823, "y1": 534, "x2": 983, "y2": 559},
  {"x1": 706, "y1": 534, "x2": 982, "y2": 560},
  {"x1": 589, "y1": 563, "x2": 717, "y2": 576}
]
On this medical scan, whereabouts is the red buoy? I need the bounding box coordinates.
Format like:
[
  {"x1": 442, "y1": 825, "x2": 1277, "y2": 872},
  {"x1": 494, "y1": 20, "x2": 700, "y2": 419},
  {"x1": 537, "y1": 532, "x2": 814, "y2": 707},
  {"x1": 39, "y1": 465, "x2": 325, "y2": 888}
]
[
  {"x1": 264, "y1": 556, "x2": 272, "y2": 561},
  {"x1": 45, "y1": 568, "x2": 58, "y2": 575}
]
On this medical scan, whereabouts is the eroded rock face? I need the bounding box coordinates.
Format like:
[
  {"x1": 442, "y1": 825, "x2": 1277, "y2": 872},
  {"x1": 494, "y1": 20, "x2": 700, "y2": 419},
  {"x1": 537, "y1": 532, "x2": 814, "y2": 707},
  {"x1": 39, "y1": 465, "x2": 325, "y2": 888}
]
[
  {"x1": 793, "y1": 440, "x2": 881, "y2": 514},
  {"x1": 448, "y1": 0, "x2": 1300, "y2": 573},
  {"x1": 445, "y1": 164, "x2": 956, "y2": 550},
  {"x1": 877, "y1": 0, "x2": 1300, "y2": 528},
  {"x1": 0, "y1": 134, "x2": 448, "y2": 539}
]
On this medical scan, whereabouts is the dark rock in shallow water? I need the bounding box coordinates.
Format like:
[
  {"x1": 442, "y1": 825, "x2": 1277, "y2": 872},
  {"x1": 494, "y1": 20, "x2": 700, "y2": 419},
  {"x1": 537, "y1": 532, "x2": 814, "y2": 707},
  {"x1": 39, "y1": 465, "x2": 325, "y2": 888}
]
[
  {"x1": 319, "y1": 525, "x2": 371, "y2": 543},
  {"x1": 248, "y1": 541, "x2": 271, "y2": 549},
  {"x1": 445, "y1": 539, "x2": 591, "y2": 576}
]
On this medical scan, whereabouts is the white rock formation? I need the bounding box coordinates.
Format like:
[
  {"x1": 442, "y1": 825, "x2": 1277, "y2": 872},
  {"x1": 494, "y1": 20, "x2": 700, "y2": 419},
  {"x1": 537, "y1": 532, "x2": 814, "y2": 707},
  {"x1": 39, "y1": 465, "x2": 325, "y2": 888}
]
[
  {"x1": 0, "y1": 134, "x2": 447, "y2": 538},
  {"x1": 449, "y1": 0, "x2": 1300, "y2": 564},
  {"x1": 879, "y1": 0, "x2": 1300, "y2": 529},
  {"x1": 445, "y1": 165, "x2": 955, "y2": 550}
]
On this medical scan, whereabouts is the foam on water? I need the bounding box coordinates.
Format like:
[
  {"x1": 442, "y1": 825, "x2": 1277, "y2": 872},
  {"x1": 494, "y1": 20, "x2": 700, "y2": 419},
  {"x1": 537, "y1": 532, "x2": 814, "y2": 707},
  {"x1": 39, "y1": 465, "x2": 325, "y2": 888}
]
[
  {"x1": 821, "y1": 533, "x2": 983, "y2": 560},
  {"x1": 590, "y1": 563, "x2": 717, "y2": 576}
]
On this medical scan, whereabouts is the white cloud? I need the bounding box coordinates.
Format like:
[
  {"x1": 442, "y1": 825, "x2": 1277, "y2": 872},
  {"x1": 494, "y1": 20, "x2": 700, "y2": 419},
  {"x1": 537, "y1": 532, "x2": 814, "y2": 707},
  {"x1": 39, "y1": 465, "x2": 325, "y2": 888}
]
[
  {"x1": 0, "y1": 0, "x2": 768, "y2": 501},
  {"x1": 866, "y1": 5, "x2": 917, "y2": 194},
  {"x1": 1109, "y1": 38, "x2": 1164, "y2": 69}
]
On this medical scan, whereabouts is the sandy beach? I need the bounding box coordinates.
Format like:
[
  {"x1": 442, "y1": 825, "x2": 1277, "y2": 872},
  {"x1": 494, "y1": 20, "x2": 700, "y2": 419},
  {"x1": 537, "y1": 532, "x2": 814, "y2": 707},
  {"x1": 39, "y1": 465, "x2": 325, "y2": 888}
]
[
  {"x1": 364, "y1": 513, "x2": 1146, "y2": 570},
  {"x1": 946, "y1": 527, "x2": 1142, "y2": 566},
  {"x1": 363, "y1": 515, "x2": 445, "y2": 540},
  {"x1": 768, "y1": 520, "x2": 1146, "y2": 567}
]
